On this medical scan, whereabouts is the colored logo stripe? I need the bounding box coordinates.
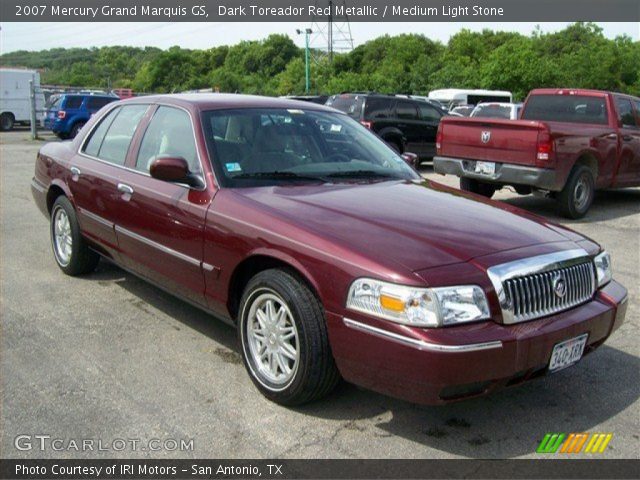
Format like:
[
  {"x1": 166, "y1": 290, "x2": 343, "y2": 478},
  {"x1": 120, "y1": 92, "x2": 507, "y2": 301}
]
[{"x1": 537, "y1": 433, "x2": 612, "y2": 454}]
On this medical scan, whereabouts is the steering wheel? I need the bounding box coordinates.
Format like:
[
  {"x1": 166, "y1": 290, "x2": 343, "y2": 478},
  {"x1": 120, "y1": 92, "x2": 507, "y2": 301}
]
[{"x1": 324, "y1": 153, "x2": 350, "y2": 163}]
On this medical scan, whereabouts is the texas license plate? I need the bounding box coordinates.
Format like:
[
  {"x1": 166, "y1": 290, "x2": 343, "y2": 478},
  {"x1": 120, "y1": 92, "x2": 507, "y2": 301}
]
[
  {"x1": 548, "y1": 334, "x2": 588, "y2": 373},
  {"x1": 475, "y1": 161, "x2": 496, "y2": 175}
]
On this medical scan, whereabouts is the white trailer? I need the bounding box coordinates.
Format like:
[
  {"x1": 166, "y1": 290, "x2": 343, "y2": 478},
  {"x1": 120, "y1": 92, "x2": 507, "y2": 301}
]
[{"x1": 0, "y1": 68, "x2": 46, "y2": 131}]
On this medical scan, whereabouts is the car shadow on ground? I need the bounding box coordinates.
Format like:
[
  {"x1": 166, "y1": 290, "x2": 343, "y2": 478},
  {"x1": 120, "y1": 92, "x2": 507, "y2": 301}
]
[{"x1": 86, "y1": 261, "x2": 639, "y2": 458}]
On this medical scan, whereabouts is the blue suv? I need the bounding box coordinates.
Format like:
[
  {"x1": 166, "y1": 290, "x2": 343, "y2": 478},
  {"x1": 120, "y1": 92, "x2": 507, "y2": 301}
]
[{"x1": 45, "y1": 93, "x2": 118, "y2": 139}]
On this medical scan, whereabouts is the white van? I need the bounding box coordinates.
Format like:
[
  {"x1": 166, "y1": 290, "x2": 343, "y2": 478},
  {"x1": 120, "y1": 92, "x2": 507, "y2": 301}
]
[
  {"x1": 0, "y1": 68, "x2": 46, "y2": 131},
  {"x1": 428, "y1": 89, "x2": 513, "y2": 110}
]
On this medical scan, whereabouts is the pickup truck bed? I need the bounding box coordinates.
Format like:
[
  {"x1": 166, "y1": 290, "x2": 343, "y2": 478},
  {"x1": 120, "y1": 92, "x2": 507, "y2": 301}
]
[{"x1": 434, "y1": 89, "x2": 640, "y2": 218}]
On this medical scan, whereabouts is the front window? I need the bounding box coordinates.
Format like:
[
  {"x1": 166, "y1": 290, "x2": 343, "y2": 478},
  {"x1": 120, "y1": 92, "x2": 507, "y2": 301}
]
[{"x1": 201, "y1": 108, "x2": 420, "y2": 188}]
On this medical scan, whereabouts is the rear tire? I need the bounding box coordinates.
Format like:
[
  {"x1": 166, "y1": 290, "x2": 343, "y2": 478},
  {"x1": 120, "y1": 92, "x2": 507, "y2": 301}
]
[
  {"x1": 0, "y1": 113, "x2": 15, "y2": 131},
  {"x1": 460, "y1": 177, "x2": 496, "y2": 198},
  {"x1": 386, "y1": 138, "x2": 404, "y2": 154},
  {"x1": 70, "y1": 122, "x2": 86, "y2": 139},
  {"x1": 50, "y1": 196, "x2": 100, "y2": 276},
  {"x1": 238, "y1": 269, "x2": 340, "y2": 406},
  {"x1": 557, "y1": 165, "x2": 595, "y2": 219}
]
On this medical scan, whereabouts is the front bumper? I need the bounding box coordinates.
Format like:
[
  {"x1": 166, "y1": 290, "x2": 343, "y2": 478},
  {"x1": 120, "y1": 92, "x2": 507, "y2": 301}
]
[
  {"x1": 327, "y1": 280, "x2": 627, "y2": 405},
  {"x1": 433, "y1": 156, "x2": 560, "y2": 191}
]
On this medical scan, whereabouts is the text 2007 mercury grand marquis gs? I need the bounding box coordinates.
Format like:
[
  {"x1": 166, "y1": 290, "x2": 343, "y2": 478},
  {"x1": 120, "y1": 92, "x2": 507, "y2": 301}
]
[{"x1": 31, "y1": 94, "x2": 628, "y2": 405}]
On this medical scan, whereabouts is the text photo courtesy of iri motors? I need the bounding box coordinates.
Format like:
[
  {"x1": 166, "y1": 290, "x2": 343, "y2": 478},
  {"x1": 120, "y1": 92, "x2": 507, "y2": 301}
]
[{"x1": 0, "y1": 0, "x2": 638, "y2": 479}]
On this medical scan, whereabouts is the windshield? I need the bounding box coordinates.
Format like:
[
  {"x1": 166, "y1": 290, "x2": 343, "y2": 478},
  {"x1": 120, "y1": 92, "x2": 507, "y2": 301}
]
[
  {"x1": 201, "y1": 108, "x2": 420, "y2": 188},
  {"x1": 471, "y1": 104, "x2": 512, "y2": 119}
]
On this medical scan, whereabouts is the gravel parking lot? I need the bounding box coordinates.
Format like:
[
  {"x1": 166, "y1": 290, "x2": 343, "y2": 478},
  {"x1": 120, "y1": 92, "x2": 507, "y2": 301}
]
[{"x1": 1, "y1": 129, "x2": 638, "y2": 459}]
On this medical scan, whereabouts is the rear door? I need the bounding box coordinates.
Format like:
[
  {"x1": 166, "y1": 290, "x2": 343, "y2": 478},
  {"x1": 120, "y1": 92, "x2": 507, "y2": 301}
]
[
  {"x1": 416, "y1": 102, "x2": 442, "y2": 158},
  {"x1": 613, "y1": 96, "x2": 640, "y2": 186},
  {"x1": 393, "y1": 100, "x2": 423, "y2": 154},
  {"x1": 114, "y1": 104, "x2": 213, "y2": 306},
  {"x1": 71, "y1": 104, "x2": 150, "y2": 259}
]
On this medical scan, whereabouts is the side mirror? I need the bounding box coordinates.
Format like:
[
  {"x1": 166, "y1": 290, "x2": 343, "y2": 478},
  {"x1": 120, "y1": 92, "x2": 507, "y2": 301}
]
[
  {"x1": 401, "y1": 152, "x2": 419, "y2": 169},
  {"x1": 149, "y1": 156, "x2": 203, "y2": 188}
]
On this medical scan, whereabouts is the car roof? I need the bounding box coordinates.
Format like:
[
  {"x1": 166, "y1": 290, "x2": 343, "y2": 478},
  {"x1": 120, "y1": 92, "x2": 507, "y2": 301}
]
[{"x1": 121, "y1": 93, "x2": 338, "y2": 112}]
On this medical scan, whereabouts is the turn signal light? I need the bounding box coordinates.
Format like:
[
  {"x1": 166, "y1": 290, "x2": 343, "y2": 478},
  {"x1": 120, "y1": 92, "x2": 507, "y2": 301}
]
[{"x1": 57, "y1": 111, "x2": 66, "y2": 119}]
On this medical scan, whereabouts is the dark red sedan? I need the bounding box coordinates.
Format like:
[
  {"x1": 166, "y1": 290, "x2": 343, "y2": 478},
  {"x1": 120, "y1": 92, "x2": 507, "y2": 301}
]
[{"x1": 31, "y1": 94, "x2": 628, "y2": 405}]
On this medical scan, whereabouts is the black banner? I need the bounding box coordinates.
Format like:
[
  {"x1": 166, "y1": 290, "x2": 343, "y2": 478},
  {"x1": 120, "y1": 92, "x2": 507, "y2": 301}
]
[
  {"x1": 1, "y1": 459, "x2": 639, "y2": 479},
  {"x1": 1, "y1": 0, "x2": 639, "y2": 22}
]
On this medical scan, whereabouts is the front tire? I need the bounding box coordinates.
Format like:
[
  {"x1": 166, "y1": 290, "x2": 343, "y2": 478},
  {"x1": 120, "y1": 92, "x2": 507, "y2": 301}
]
[
  {"x1": 50, "y1": 196, "x2": 99, "y2": 275},
  {"x1": 557, "y1": 165, "x2": 595, "y2": 219},
  {"x1": 238, "y1": 269, "x2": 340, "y2": 406},
  {"x1": 460, "y1": 177, "x2": 496, "y2": 198}
]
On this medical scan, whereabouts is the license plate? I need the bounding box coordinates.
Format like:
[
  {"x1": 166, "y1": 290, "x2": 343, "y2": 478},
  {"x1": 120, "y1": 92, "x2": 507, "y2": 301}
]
[
  {"x1": 475, "y1": 161, "x2": 496, "y2": 175},
  {"x1": 548, "y1": 334, "x2": 588, "y2": 373}
]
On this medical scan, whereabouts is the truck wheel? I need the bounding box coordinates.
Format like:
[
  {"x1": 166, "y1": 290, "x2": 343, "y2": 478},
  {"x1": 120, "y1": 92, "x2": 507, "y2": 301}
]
[
  {"x1": 50, "y1": 196, "x2": 100, "y2": 276},
  {"x1": 386, "y1": 138, "x2": 404, "y2": 154},
  {"x1": 238, "y1": 269, "x2": 340, "y2": 406},
  {"x1": 70, "y1": 122, "x2": 86, "y2": 139},
  {"x1": 460, "y1": 177, "x2": 496, "y2": 198},
  {"x1": 557, "y1": 165, "x2": 594, "y2": 219},
  {"x1": 0, "y1": 113, "x2": 15, "y2": 131}
]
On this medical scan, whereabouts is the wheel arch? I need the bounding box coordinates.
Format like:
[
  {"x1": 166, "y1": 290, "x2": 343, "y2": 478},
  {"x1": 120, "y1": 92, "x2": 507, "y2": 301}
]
[
  {"x1": 227, "y1": 252, "x2": 322, "y2": 322},
  {"x1": 46, "y1": 180, "x2": 74, "y2": 215}
]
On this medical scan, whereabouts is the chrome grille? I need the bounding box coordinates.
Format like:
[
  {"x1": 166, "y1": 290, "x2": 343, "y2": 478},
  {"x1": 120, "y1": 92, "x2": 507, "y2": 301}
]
[
  {"x1": 504, "y1": 262, "x2": 595, "y2": 322},
  {"x1": 486, "y1": 249, "x2": 597, "y2": 324}
]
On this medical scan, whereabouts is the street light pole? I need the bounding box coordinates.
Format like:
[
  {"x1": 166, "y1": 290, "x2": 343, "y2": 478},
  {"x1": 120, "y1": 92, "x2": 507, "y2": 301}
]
[{"x1": 296, "y1": 28, "x2": 313, "y2": 94}]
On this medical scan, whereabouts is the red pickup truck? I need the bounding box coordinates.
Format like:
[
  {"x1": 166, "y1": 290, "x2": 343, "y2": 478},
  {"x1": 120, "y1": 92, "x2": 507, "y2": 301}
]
[{"x1": 434, "y1": 89, "x2": 640, "y2": 218}]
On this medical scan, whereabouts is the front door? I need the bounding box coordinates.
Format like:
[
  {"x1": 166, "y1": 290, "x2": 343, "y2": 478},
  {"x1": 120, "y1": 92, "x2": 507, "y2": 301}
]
[
  {"x1": 115, "y1": 105, "x2": 214, "y2": 306},
  {"x1": 393, "y1": 100, "x2": 424, "y2": 156}
]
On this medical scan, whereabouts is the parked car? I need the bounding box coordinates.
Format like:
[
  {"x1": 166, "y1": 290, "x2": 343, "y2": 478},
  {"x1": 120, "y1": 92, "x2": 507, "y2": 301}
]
[
  {"x1": 470, "y1": 102, "x2": 523, "y2": 120},
  {"x1": 45, "y1": 93, "x2": 118, "y2": 139},
  {"x1": 281, "y1": 95, "x2": 329, "y2": 105},
  {"x1": 428, "y1": 89, "x2": 513, "y2": 110},
  {"x1": 434, "y1": 89, "x2": 640, "y2": 218},
  {"x1": 450, "y1": 105, "x2": 475, "y2": 117},
  {"x1": 32, "y1": 94, "x2": 627, "y2": 406},
  {"x1": 325, "y1": 93, "x2": 444, "y2": 165},
  {"x1": 0, "y1": 68, "x2": 46, "y2": 131}
]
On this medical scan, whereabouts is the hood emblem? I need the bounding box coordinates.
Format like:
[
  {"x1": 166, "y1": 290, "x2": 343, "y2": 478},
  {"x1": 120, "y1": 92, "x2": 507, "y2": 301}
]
[
  {"x1": 552, "y1": 274, "x2": 567, "y2": 298},
  {"x1": 481, "y1": 131, "x2": 491, "y2": 143}
]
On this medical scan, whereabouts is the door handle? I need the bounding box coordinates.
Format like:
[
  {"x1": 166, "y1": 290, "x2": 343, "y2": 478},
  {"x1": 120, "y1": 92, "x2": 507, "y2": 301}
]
[
  {"x1": 117, "y1": 183, "x2": 134, "y2": 195},
  {"x1": 622, "y1": 135, "x2": 633, "y2": 142},
  {"x1": 70, "y1": 167, "x2": 81, "y2": 178},
  {"x1": 605, "y1": 133, "x2": 618, "y2": 140}
]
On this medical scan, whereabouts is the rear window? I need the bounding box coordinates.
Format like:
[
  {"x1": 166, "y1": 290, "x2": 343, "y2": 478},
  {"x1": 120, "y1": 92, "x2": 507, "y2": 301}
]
[
  {"x1": 471, "y1": 104, "x2": 512, "y2": 119},
  {"x1": 86, "y1": 96, "x2": 115, "y2": 110},
  {"x1": 326, "y1": 95, "x2": 363, "y2": 119},
  {"x1": 522, "y1": 95, "x2": 608, "y2": 125},
  {"x1": 63, "y1": 96, "x2": 83, "y2": 109},
  {"x1": 364, "y1": 97, "x2": 393, "y2": 119}
]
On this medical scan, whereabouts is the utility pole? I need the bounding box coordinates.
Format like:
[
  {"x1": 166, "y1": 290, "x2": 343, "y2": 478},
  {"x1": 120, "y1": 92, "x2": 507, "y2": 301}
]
[{"x1": 296, "y1": 28, "x2": 313, "y2": 93}]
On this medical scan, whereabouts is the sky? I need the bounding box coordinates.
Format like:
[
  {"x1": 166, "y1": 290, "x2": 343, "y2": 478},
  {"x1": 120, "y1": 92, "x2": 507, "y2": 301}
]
[{"x1": 0, "y1": 22, "x2": 638, "y2": 54}]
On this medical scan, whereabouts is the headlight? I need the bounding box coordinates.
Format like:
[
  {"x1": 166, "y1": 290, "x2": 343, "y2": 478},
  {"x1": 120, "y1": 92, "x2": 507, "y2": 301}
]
[
  {"x1": 594, "y1": 251, "x2": 612, "y2": 288},
  {"x1": 346, "y1": 278, "x2": 490, "y2": 327}
]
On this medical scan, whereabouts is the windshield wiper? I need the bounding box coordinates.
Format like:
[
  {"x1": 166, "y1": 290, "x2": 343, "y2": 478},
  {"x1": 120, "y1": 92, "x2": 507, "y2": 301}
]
[
  {"x1": 232, "y1": 171, "x2": 328, "y2": 183},
  {"x1": 325, "y1": 170, "x2": 399, "y2": 179}
]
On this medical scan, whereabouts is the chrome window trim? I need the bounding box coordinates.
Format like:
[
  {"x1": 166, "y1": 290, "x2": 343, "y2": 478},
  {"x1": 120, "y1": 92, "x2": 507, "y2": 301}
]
[
  {"x1": 343, "y1": 318, "x2": 503, "y2": 352},
  {"x1": 487, "y1": 248, "x2": 595, "y2": 324},
  {"x1": 76, "y1": 209, "x2": 214, "y2": 272},
  {"x1": 77, "y1": 102, "x2": 208, "y2": 192}
]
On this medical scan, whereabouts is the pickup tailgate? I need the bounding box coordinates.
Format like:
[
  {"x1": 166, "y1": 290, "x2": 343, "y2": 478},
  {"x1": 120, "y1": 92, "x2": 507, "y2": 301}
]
[{"x1": 439, "y1": 117, "x2": 547, "y2": 166}]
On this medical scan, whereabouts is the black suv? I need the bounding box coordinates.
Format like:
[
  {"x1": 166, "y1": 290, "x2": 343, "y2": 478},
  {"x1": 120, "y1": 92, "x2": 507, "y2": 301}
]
[{"x1": 325, "y1": 93, "x2": 445, "y2": 165}]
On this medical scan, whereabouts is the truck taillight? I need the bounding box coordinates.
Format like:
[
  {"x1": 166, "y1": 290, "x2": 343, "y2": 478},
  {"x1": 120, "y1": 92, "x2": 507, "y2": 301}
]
[
  {"x1": 57, "y1": 111, "x2": 66, "y2": 119},
  {"x1": 536, "y1": 130, "x2": 553, "y2": 166},
  {"x1": 436, "y1": 125, "x2": 443, "y2": 154},
  {"x1": 360, "y1": 121, "x2": 372, "y2": 129}
]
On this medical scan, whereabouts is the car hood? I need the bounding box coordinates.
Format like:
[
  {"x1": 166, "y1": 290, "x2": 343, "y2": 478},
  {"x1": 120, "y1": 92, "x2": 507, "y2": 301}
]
[{"x1": 233, "y1": 180, "x2": 579, "y2": 271}]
